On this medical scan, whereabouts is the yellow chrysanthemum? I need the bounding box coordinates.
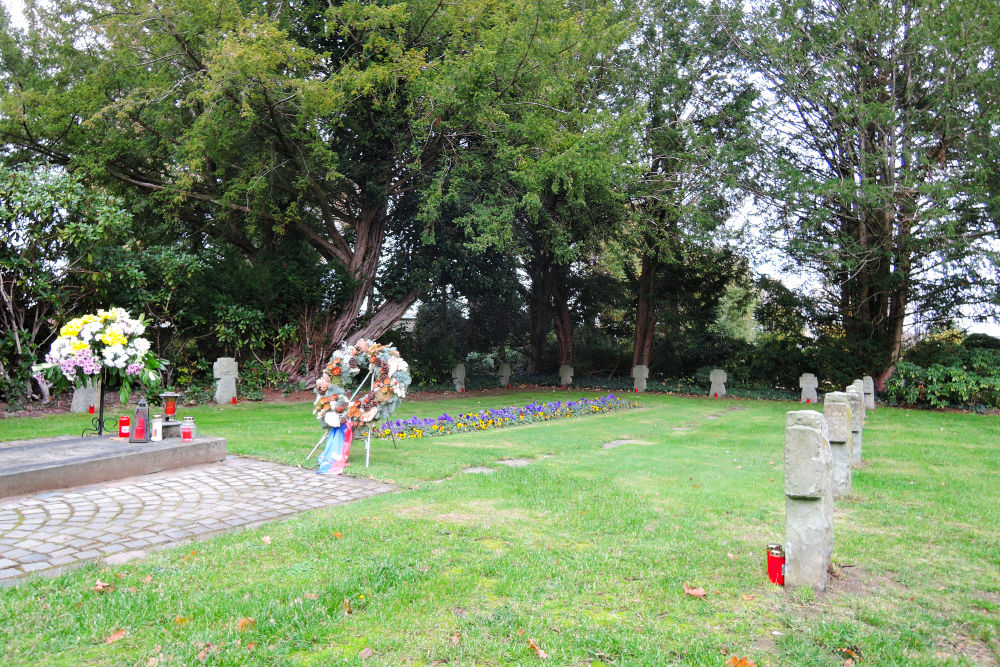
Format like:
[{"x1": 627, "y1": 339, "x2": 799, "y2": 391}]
[
  {"x1": 60, "y1": 319, "x2": 83, "y2": 337},
  {"x1": 99, "y1": 330, "x2": 127, "y2": 346},
  {"x1": 70, "y1": 341, "x2": 89, "y2": 351}
]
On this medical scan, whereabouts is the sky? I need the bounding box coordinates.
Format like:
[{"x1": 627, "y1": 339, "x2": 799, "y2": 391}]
[{"x1": 2, "y1": 0, "x2": 24, "y2": 27}]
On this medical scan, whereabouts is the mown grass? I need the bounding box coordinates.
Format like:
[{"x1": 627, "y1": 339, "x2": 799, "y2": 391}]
[{"x1": 0, "y1": 391, "x2": 997, "y2": 666}]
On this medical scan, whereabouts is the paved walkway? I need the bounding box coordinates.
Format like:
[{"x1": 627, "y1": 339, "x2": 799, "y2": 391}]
[{"x1": 0, "y1": 457, "x2": 395, "y2": 582}]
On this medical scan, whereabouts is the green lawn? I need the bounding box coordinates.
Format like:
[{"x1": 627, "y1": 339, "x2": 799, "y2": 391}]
[{"x1": 0, "y1": 391, "x2": 997, "y2": 666}]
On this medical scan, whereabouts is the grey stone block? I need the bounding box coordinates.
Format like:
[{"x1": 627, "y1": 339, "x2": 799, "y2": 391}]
[
  {"x1": 559, "y1": 365, "x2": 574, "y2": 386},
  {"x1": 799, "y1": 373, "x2": 818, "y2": 404},
  {"x1": 70, "y1": 378, "x2": 100, "y2": 414},
  {"x1": 709, "y1": 368, "x2": 727, "y2": 397},
  {"x1": 784, "y1": 411, "x2": 831, "y2": 499},
  {"x1": 632, "y1": 365, "x2": 649, "y2": 393},
  {"x1": 784, "y1": 410, "x2": 834, "y2": 591},
  {"x1": 863, "y1": 375, "x2": 876, "y2": 410},
  {"x1": 823, "y1": 392, "x2": 854, "y2": 498},
  {"x1": 846, "y1": 387, "x2": 864, "y2": 464}
]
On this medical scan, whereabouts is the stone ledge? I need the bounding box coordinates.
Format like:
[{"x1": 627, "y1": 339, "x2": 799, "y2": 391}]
[{"x1": 0, "y1": 436, "x2": 227, "y2": 499}]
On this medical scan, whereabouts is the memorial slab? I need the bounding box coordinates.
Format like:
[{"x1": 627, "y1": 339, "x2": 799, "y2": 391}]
[
  {"x1": 213, "y1": 357, "x2": 238, "y2": 404},
  {"x1": 0, "y1": 435, "x2": 226, "y2": 499}
]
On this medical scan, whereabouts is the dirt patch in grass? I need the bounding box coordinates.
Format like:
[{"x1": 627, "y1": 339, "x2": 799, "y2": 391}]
[
  {"x1": 394, "y1": 499, "x2": 546, "y2": 527},
  {"x1": 935, "y1": 634, "x2": 1000, "y2": 666}
]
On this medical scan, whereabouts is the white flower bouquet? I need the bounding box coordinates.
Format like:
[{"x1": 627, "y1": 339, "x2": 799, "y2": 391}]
[{"x1": 34, "y1": 307, "x2": 166, "y2": 402}]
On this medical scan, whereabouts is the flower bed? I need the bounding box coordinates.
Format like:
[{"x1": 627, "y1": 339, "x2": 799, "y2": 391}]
[{"x1": 364, "y1": 394, "x2": 638, "y2": 440}]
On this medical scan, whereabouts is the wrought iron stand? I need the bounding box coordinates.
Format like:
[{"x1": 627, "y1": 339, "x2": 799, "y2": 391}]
[{"x1": 82, "y1": 371, "x2": 115, "y2": 437}]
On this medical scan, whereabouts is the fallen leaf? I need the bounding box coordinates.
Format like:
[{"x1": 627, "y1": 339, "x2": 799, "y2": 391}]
[
  {"x1": 333, "y1": 531, "x2": 343, "y2": 539},
  {"x1": 725, "y1": 658, "x2": 756, "y2": 667},
  {"x1": 104, "y1": 629, "x2": 127, "y2": 644},
  {"x1": 735, "y1": 465, "x2": 742, "y2": 470},
  {"x1": 517, "y1": 628, "x2": 525, "y2": 637},
  {"x1": 683, "y1": 583, "x2": 706, "y2": 598},
  {"x1": 246, "y1": 642, "x2": 257, "y2": 651},
  {"x1": 451, "y1": 632, "x2": 461, "y2": 646},
  {"x1": 262, "y1": 536, "x2": 271, "y2": 545},
  {"x1": 770, "y1": 477, "x2": 775, "y2": 482},
  {"x1": 126, "y1": 587, "x2": 138, "y2": 593},
  {"x1": 236, "y1": 617, "x2": 256, "y2": 632},
  {"x1": 742, "y1": 594, "x2": 755, "y2": 601},
  {"x1": 727, "y1": 553, "x2": 736, "y2": 560},
  {"x1": 305, "y1": 593, "x2": 319, "y2": 600},
  {"x1": 142, "y1": 575, "x2": 153, "y2": 584},
  {"x1": 528, "y1": 638, "x2": 549, "y2": 659},
  {"x1": 342, "y1": 598, "x2": 353, "y2": 615},
  {"x1": 173, "y1": 615, "x2": 190, "y2": 626},
  {"x1": 196, "y1": 643, "x2": 219, "y2": 662},
  {"x1": 92, "y1": 579, "x2": 113, "y2": 593},
  {"x1": 359, "y1": 647, "x2": 374, "y2": 659},
  {"x1": 146, "y1": 657, "x2": 160, "y2": 667}
]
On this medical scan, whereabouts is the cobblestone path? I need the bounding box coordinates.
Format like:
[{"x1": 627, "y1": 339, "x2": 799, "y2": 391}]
[{"x1": 0, "y1": 457, "x2": 395, "y2": 582}]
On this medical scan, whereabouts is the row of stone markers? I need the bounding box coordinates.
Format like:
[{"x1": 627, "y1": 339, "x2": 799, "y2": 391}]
[
  {"x1": 782, "y1": 378, "x2": 875, "y2": 590},
  {"x1": 70, "y1": 357, "x2": 240, "y2": 412}
]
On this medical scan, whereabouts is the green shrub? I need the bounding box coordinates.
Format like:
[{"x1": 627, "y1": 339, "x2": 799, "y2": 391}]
[{"x1": 886, "y1": 361, "x2": 1000, "y2": 410}]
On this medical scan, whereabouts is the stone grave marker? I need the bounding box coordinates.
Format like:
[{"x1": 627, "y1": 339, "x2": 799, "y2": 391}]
[
  {"x1": 863, "y1": 375, "x2": 876, "y2": 410},
  {"x1": 845, "y1": 386, "x2": 864, "y2": 464},
  {"x1": 559, "y1": 364, "x2": 574, "y2": 386},
  {"x1": 784, "y1": 410, "x2": 834, "y2": 590},
  {"x1": 71, "y1": 377, "x2": 100, "y2": 413},
  {"x1": 632, "y1": 365, "x2": 649, "y2": 393},
  {"x1": 451, "y1": 363, "x2": 466, "y2": 392},
  {"x1": 497, "y1": 363, "x2": 512, "y2": 387},
  {"x1": 822, "y1": 392, "x2": 854, "y2": 498},
  {"x1": 709, "y1": 368, "x2": 727, "y2": 398},
  {"x1": 213, "y1": 357, "x2": 238, "y2": 405},
  {"x1": 799, "y1": 373, "x2": 818, "y2": 404}
]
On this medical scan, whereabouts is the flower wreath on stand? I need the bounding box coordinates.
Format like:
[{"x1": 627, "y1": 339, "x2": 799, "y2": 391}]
[{"x1": 311, "y1": 339, "x2": 411, "y2": 474}]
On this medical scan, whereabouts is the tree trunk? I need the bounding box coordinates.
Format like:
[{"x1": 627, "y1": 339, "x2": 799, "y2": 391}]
[
  {"x1": 549, "y1": 266, "x2": 574, "y2": 365},
  {"x1": 632, "y1": 254, "x2": 658, "y2": 367},
  {"x1": 527, "y1": 261, "x2": 553, "y2": 373},
  {"x1": 350, "y1": 290, "x2": 419, "y2": 344}
]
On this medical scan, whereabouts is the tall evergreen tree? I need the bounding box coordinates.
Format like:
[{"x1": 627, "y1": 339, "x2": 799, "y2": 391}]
[{"x1": 737, "y1": 0, "x2": 1000, "y2": 386}]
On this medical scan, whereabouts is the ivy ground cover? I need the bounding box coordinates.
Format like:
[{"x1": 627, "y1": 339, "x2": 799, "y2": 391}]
[{"x1": 0, "y1": 392, "x2": 997, "y2": 665}]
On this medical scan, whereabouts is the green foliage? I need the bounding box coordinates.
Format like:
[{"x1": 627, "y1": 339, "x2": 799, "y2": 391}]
[
  {"x1": 886, "y1": 331, "x2": 1000, "y2": 409},
  {"x1": 886, "y1": 361, "x2": 1000, "y2": 411},
  {"x1": 0, "y1": 329, "x2": 37, "y2": 402}
]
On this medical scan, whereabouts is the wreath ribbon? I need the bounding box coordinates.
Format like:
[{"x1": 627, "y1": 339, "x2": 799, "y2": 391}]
[{"x1": 317, "y1": 422, "x2": 353, "y2": 475}]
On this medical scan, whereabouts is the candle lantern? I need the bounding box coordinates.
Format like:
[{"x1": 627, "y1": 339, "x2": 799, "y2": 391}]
[
  {"x1": 180, "y1": 416, "x2": 196, "y2": 442},
  {"x1": 159, "y1": 391, "x2": 182, "y2": 419},
  {"x1": 150, "y1": 414, "x2": 164, "y2": 442},
  {"x1": 118, "y1": 415, "x2": 130, "y2": 439},
  {"x1": 130, "y1": 399, "x2": 150, "y2": 443}
]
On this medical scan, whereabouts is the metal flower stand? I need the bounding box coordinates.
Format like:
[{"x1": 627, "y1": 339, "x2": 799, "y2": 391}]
[{"x1": 81, "y1": 371, "x2": 116, "y2": 437}]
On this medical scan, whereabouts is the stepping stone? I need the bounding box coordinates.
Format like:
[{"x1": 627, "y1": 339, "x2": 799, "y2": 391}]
[
  {"x1": 497, "y1": 458, "x2": 533, "y2": 467},
  {"x1": 104, "y1": 549, "x2": 147, "y2": 565},
  {"x1": 463, "y1": 466, "x2": 496, "y2": 475},
  {"x1": 672, "y1": 427, "x2": 690, "y2": 432},
  {"x1": 705, "y1": 415, "x2": 720, "y2": 420},
  {"x1": 602, "y1": 440, "x2": 640, "y2": 449}
]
